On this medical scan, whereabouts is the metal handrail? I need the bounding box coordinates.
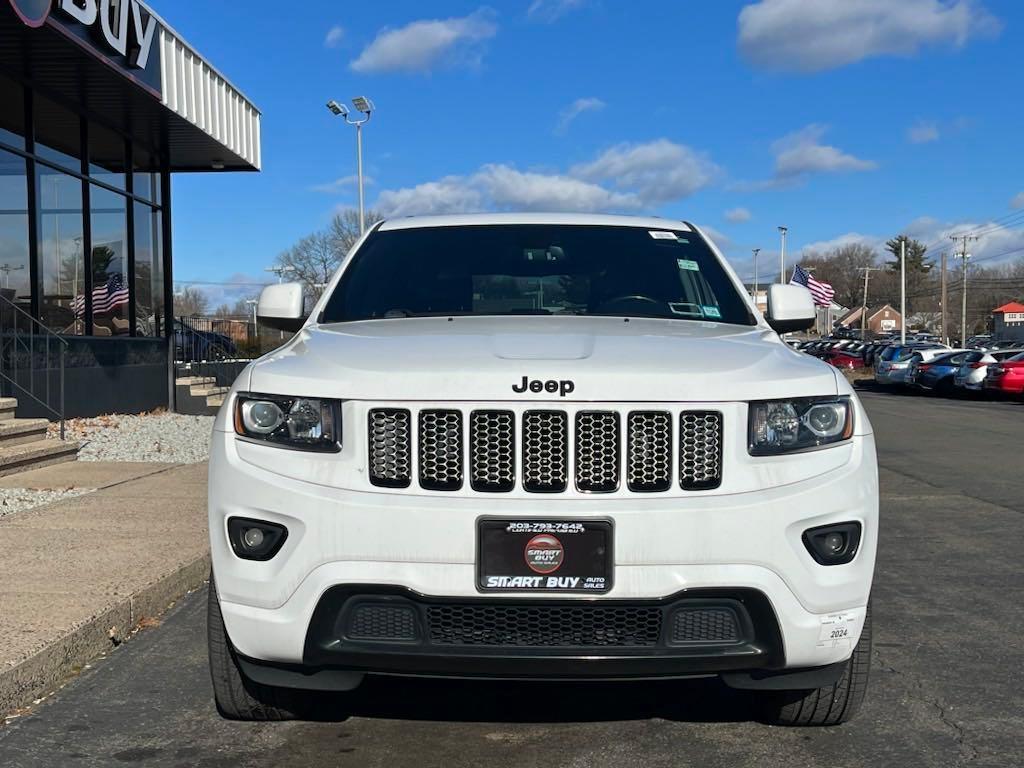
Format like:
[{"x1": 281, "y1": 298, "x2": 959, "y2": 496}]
[{"x1": 0, "y1": 293, "x2": 67, "y2": 439}]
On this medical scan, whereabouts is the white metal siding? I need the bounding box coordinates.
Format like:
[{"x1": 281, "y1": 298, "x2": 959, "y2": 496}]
[{"x1": 159, "y1": 28, "x2": 261, "y2": 170}]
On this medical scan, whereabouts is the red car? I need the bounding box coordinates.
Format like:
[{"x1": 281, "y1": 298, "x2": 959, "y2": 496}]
[
  {"x1": 984, "y1": 351, "x2": 1024, "y2": 396},
  {"x1": 824, "y1": 348, "x2": 867, "y2": 370}
]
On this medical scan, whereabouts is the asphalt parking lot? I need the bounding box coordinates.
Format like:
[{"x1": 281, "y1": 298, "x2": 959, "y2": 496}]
[{"x1": 1, "y1": 392, "x2": 1021, "y2": 768}]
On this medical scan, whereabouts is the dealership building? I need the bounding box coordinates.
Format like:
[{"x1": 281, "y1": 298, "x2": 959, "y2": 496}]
[{"x1": 1, "y1": 0, "x2": 260, "y2": 417}]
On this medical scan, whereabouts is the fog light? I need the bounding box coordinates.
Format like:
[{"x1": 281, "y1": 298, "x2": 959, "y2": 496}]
[
  {"x1": 803, "y1": 522, "x2": 861, "y2": 566},
  {"x1": 227, "y1": 517, "x2": 288, "y2": 561}
]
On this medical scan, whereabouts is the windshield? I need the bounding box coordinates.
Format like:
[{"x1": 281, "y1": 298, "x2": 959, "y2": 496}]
[{"x1": 321, "y1": 225, "x2": 755, "y2": 325}]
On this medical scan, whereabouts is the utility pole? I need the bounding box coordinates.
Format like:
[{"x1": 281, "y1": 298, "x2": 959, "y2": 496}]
[
  {"x1": 950, "y1": 234, "x2": 978, "y2": 344},
  {"x1": 939, "y1": 251, "x2": 948, "y2": 345},
  {"x1": 777, "y1": 226, "x2": 788, "y2": 283},
  {"x1": 900, "y1": 238, "x2": 907, "y2": 345},
  {"x1": 751, "y1": 248, "x2": 761, "y2": 299},
  {"x1": 859, "y1": 267, "x2": 880, "y2": 339}
]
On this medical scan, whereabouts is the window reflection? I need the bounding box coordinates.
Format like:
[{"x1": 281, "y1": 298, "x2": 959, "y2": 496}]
[
  {"x1": 133, "y1": 201, "x2": 165, "y2": 335},
  {"x1": 38, "y1": 167, "x2": 84, "y2": 334},
  {"x1": 90, "y1": 186, "x2": 129, "y2": 336},
  {"x1": 0, "y1": 149, "x2": 31, "y2": 317}
]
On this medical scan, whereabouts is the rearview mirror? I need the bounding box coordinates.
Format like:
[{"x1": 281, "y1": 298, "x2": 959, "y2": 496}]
[
  {"x1": 765, "y1": 284, "x2": 815, "y2": 334},
  {"x1": 257, "y1": 282, "x2": 307, "y2": 333}
]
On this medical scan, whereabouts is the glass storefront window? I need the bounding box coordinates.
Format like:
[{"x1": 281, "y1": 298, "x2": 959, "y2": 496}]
[
  {"x1": 38, "y1": 167, "x2": 84, "y2": 334},
  {"x1": 133, "y1": 201, "x2": 165, "y2": 336},
  {"x1": 0, "y1": 74, "x2": 25, "y2": 151},
  {"x1": 132, "y1": 145, "x2": 161, "y2": 203},
  {"x1": 34, "y1": 94, "x2": 82, "y2": 172},
  {"x1": 89, "y1": 122, "x2": 127, "y2": 190},
  {"x1": 0, "y1": 149, "x2": 31, "y2": 314},
  {"x1": 90, "y1": 186, "x2": 129, "y2": 336}
]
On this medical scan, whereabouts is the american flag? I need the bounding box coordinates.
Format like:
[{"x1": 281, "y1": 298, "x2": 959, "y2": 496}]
[
  {"x1": 72, "y1": 273, "x2": 130, "y2": 317},
  {"x1": 790, "y1": 264, "x2": 836, "y2": 307}
]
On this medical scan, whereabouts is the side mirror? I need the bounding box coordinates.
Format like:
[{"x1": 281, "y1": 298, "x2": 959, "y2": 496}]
[
  {"x1": 765, "y1": 284, "x2": 815, "y2": 334},
  {"x1": 257, "y1": 282, "x2": 306, "y2": 333}
]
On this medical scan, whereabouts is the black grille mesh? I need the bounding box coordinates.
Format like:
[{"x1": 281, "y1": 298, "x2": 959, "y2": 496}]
[
  {"x1": 679, "y1": 411, "x2": 724, "y2": 490},
  {"x1": 575, "y1": 411, "x2": 620, "y2": 492},
  {"x1": 522, "y1": 411, "x2": 568, "y2": 493},
  {"x1": 670, "y1": 607, "x2": 740, "y2": 644},
  {"x1": 427, "y1": 604, "x2": 663, "y2": 647},
  {"x1": 626, "y1": 411, "x2": 673, "y2": 492},
  {"x1": 470, "y1": 411, "x2": 515, "y2": 492},
  {"x1": 346, "y1": 603, "x2": 418, "y2": 641},
  {"x1": 419, "y1": 410, "x2": 463, "y2": 491},
  {"x1": 368, "y1": 409, "x2": 411, "y2": 488}
]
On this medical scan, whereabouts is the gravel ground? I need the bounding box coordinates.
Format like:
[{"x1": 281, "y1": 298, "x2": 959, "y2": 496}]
[
  {"x1": 0, "y1": 488, "x2": 91, "y2": 520},
  {"x1": 48, "y1": 412, "x2": 215, "y2": 464}
]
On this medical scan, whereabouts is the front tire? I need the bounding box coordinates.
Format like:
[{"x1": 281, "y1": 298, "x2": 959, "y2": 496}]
[
  {"x1": 761, "y1": 601, "x2": 872, "y2": 727},
  {"x1": 207, "y1": 573, "x2": 307, "y2": 721}
]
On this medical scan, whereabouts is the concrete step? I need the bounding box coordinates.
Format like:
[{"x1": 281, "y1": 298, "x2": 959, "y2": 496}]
[
  {"x1": 0, "y1": 439, "x2": 80, "y2": 478},
  {"x1": 0, "y1": 418, "x2": 50, "y2": 447},
  {"x1": 206, "y1": 394, "x2": 226, "y2": 409},
  {"x1": 190, "y1": 384, "x2": 229, "y2": 397},
  {"x1": 0, "y1": 398, "x2": 17, "y2": 421},
  {"x1": 175, "y1": 376, "x2": 215, "y2": 387}
]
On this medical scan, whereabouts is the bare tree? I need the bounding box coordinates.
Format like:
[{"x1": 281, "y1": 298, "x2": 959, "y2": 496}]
[
  {"x1": 275, "y1": 207, "x2": 383, "y2": 298},
  {"x1": 805, "y1": 243, "x2": 879, "y2": 309},
  {"x1": 174, "y1": 286, "x2": 209, "y2": 317}
]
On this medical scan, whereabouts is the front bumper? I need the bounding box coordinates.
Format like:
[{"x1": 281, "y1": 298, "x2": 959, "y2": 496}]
[{"x1": 209, "y1": 429, "x2": 878, "y2": 675}]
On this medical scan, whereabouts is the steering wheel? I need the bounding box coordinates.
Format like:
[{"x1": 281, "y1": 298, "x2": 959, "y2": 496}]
[{"x1": 594, "y1": 294, "x2": 669, "y2": 314}]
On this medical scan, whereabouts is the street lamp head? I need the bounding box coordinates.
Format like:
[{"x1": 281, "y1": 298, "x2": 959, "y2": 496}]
[
  {"x1": 352, "y1": 96, "x2": 374, "y2": 114},
  {"x1": 326, "y1": 100, "x2": 348, "y2": 117},
  {"x1": 778, "y1": 225, "x2": 788, "y2": 234}
]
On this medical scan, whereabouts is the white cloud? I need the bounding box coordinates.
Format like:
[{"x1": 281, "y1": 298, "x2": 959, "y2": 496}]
[
  {"x1": 350, "y1": 9, "x2": 497, "y2": 73},
  {"x1": 312, "y1": 175, "x2": 376, "y2": 194},
  {"x1": 527, "y1": 0, "x2": 585, "y2": 22},
  {"x1": 738, "y1": 0, "x2": 1002, "y2": 73},
  {"x1": 571, "y1": 139, "x2": 719, "y2": 205},
  {"x1": 772, "y1": 124, "x2": 876, "y2": 180},
  {"x1": 554, "y1": 97, "x2": 605, "y2": 135},
  {"x1": 374, "y1": 139, "x2": 717, "y2": 217},
  {"x1": 1010, "y1": 192, "x2": 1024, "y2": 209},
  {"x1": 324, "y1": 25, "x2": 344, "y2": 48},
  {"x1": 907, "y1": 120, "x2": 940, "y2": 144},
  {"x1": 697, "y1": 224, "x2": 732, "y2": 248},
  {"x1": 724, "y1": 207, "x2": 751, "y2": 223}
]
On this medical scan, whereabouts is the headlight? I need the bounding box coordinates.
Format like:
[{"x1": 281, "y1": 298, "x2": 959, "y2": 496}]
[
  {"x1": 748, "y1": 397, "x2": 853, "y2": 456},
  {"x1": 234, "y1": 393, "x2": 342, "y2": 452}
]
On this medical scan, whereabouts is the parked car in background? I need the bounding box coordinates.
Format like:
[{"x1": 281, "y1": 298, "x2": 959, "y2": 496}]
[
  {"x1": 965, "y1": 335, "x2": 992, "y2": 349},
  {"x1": 987, "y1": 339, "x2": 1023, "y2": 352},
  {"x1": 874, "y1": 343, "x2": 949, "y2": 386},
  {"x1": 953, "y1": 349, "x2": 1024, "y2": 393},
  {"x1": 907, "y1": 350, "x2": 974, "y2": 394},
  {"x1": 984, "y1": 351, "x2": 1024, "y2": 397},
  {"x1": 174, "y1": 319, "x2": 238, "y2": 363}
]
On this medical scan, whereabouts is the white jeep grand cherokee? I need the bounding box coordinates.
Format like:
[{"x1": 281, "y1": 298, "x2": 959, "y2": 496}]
[{"x1": 208, "y1": 214, "x2": 877, "y2": 726}]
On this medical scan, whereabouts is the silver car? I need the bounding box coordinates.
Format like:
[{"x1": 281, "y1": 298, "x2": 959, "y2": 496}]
[
  {"x1": 874, "y1": 343, "x2": 949, "y2": 386},
  {"x1": 953, "y1": 349, "x2": 1024, "y2": 391}
]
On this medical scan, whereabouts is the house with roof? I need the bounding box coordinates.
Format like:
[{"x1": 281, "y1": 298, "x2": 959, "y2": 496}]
[
  {"x1": 993, "y1": 302, "x2": 1024, "y2": 342},
  {"x1": 835, "y1": 304, "x2": 902, "y2": 335}
]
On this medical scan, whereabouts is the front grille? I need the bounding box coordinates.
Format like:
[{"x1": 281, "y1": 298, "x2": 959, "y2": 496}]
[
  {"x1": 367, "y1": 407, "x2": 724, "y2": 493},
  {"x1": 427, "y1": 604, "x2": 663, "y2": 647},
  {"x1": 679, "y1": 412, "x2": 723, "y2": 490},
  {"x1": 522, "y1": 411, "x2": 568, "y2": 493},
  {"x1": 419, "y1": 410, "x2": 463, "y2": 491},
  {"x1": 368, "y1": 409, "x2": 411, "y2": 488},
  {"x1": 346, "y1": 603, "x2": 418, "y2": 642},
  {"x1": 470, "y1": 411, "x2": 515, "y2": 492},
  {"x1": 670, "y1": 607, "x2": 740, "y2": 644},
  {"x1": 627, "y1": 412, "x2": 672, "y2": 492},
  {"x1": 575, "y1": 412, "x2": 620, "y2": 493}
]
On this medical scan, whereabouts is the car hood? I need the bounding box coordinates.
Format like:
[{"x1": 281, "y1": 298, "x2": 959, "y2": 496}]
[{"x1": 247, "y1": 316, "x2": 838, "y2": 402}]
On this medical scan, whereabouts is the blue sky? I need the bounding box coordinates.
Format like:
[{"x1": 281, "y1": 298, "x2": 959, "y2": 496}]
[{"x1": 165, "y1": 0, "x2": 1024, "y2": 306}]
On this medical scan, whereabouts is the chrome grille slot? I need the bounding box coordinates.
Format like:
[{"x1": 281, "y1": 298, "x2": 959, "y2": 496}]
[
  {"x1": 679, "y1": 411, "x2": 723, "y2": 490},
  {"x1": 470, "y1": 411, "x2": 515, "y2": 492},
  {"x1": 368, "y1": 409, "x2": 411, "y2": 488},
  {"x1": 627, "y1": 412, "x2": 672, "y2": 492},
  {"x1": 575, "y1": 411, "x2": 620, "y2": 493},
  {"x1": 419, "y1": 410, "x2": 463, "y2": 491},
  {"x1": 522, "y1": 411, "x2": 568, "y2": 493}
]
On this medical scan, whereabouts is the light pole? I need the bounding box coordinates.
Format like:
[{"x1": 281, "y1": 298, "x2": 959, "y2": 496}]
[
  {"x1": 246, "y1": 299, "x2": 259, "y2": 340},
  {"x1": 751, "y1": 248, "x2": 761, "y2": 299},
  {"x1": 265, "y1": 265, "x2": 296, "y2": 284},
  {"x1": 777, "y1": 226, "x2": 788, "y2": 283},
  {"x1": 327, "y1": 96, "x2": 375, "y2": 235}
]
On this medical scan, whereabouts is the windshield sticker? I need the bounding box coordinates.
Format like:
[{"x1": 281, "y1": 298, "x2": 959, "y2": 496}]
[
  {"x1": 702, "y1": 305, "x2": 722, "y2": 319},
  {"x1": 677, "y1": 258, "x2": 700, "y2": 271},
  {"x1": 649, "y1": 230, "x2": 679, "y2": 240}
]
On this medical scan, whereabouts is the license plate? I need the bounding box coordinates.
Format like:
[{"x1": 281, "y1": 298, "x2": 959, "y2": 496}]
[{"x1": 477, "y1": 519, "x2": 612, "y2": 593}]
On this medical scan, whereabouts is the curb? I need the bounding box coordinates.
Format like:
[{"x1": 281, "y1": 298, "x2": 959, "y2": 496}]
[{"x1": 1, "y1": 553, "x2": 210, "y2": 716}]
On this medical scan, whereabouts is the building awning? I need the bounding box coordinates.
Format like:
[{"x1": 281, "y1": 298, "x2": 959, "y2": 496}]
[
  {"x1": 992, "y1": 302, "x2": 1024, "y2": 314},
  {"x1": 1, "y1": 1, "x2": 260, "y2": 171}
]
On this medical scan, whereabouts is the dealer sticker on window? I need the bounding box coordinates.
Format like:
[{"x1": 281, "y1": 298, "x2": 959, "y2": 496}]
[
  {"x1": 649, "y1": 230, "x2": 679, "y2": 240},
  {"x1": 677, "y1": 258, "x2": 700, "y2": 271},
  {"x1": 702, "y1": 306, "x2": 722, "y2": 319}
]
